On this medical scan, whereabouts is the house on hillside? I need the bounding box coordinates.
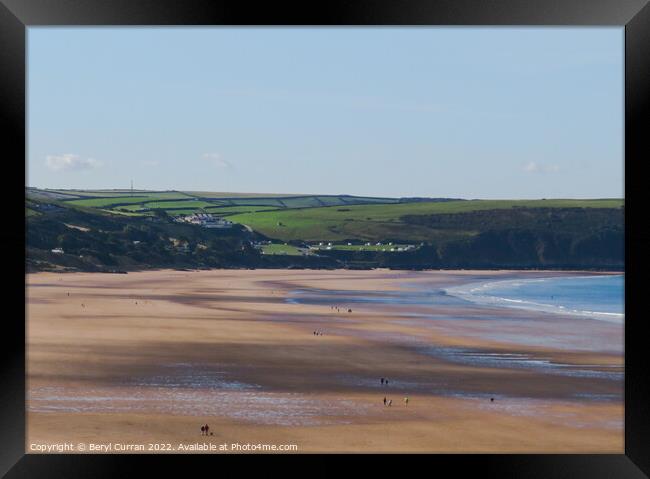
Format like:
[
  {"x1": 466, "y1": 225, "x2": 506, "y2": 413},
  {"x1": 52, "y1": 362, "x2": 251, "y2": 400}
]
[{"x1": 175, "y1": 213, "x2": 233, "y2": 228}]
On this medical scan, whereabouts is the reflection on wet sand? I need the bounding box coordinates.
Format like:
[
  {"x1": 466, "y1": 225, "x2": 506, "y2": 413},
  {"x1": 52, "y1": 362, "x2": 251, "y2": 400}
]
[{"x1": 27, "y1": 269, "x2": 623, "y2": 452}]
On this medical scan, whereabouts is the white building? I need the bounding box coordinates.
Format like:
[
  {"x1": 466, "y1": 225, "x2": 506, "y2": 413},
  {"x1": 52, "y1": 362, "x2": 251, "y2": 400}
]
[{"x1": 176, "y1": 213, "x2": 233, "y2": 229}]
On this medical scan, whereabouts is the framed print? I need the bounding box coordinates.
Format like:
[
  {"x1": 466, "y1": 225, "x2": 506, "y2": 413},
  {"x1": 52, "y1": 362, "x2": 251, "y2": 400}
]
[{"x1": 1, "y1": 0, "x2": 649, "y2": 476}]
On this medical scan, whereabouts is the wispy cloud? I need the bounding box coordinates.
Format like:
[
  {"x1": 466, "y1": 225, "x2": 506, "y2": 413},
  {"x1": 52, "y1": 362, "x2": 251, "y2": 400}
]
[
  {"x1": 142, "y1": 160, "x2": 160, "y2": 167},
  {"x1": 523, "y1": 161, "x2": 560, "y2": 174},
  {"x1": 45, "y1": 154, "x2": 102, "y2": 172},
  {"x1": 202, "y1": 153, "x2": 232, "y2": 169}
]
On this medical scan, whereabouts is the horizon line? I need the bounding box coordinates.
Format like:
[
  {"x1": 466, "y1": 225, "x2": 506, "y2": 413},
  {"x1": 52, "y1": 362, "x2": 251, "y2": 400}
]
[{"x1": 26, "y1": 186, "x2": 623, "y2": 201}]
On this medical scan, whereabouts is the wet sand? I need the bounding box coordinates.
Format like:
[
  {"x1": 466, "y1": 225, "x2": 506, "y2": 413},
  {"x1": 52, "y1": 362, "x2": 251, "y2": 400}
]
[{"x1": 26, "y1": 269, "x2": 623, "y2": 453}]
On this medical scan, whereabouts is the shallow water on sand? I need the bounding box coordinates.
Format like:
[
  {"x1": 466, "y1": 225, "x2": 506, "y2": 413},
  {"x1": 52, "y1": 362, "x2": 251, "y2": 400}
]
[
  {"x1": 28, "y1": 364, "x2": 370, "y2": 426},
  {"x1": 286, "y1": 279, "x2": 623, "y2": 352},
  {"x1": 286, "y1": 277, "x2": 624, "y2": 386},
  {"x1": 416, "y1": 346, "x2": 623, "y2": 381}
]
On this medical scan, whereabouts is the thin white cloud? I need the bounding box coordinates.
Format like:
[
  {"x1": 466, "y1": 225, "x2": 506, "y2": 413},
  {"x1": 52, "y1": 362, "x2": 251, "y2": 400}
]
[
  {"x1": 142, "y1": 160, "x2": 160, "y2": 167},
  {"x1": 45, "y1": 154, "x2": 102, "y2": 172},
  {"x1": 523, "y1": 161, "x2": 560, "y2": 174},
  {"x1": 202, "y1": 153, "x2": 232, "y2": 169}
]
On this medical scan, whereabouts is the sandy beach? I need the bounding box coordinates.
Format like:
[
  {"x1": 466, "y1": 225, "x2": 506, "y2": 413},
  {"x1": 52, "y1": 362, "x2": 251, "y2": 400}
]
[{"x1": 26, "y1": 269, "x2": 623, "y2": 453}]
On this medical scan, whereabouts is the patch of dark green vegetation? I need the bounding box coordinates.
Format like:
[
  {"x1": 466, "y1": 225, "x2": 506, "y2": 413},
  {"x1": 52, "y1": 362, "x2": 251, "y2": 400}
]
[
  {"x1": 320, "y1": 207, "x2": 623, "y2": 270},
  {"x1": 26, "y1": 200, "x2": 338, "y2": 272}
]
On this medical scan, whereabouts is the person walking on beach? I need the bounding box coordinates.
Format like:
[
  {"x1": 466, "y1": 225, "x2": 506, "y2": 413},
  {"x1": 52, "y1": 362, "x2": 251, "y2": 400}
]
[
  {"x1": 404, "y1": 397, "x2": 409, "y2": 407},
  {"x1": 205, "y1": 424, "x2": 209, "y2": 436},
  {"x1": 200, "y1": 425, "x2": 205, "y2": 436},
  {"x1": 381, "y1": 377, "x2": 384, "y2": 385},
  {"x1": 388, "y1": 399, "x2": 392, "y2": 407},
  {"x1": 383, "y1": 396, "x2": 387, "y2": 406}
]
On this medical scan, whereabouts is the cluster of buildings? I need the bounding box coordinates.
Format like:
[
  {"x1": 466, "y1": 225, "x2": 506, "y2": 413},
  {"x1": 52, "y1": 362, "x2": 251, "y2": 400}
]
[
  {"x1": 175, "y1": 213, "x2": 233, "y2": 229},
  {"x1": 308, "y1": 241, "x2": 417, "y2": 252}
]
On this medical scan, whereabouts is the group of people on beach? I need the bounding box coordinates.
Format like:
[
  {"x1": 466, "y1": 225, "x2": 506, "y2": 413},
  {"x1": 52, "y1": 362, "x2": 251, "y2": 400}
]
[
  {"x1": 200, "y1": 424, "x2": 212, "y2": 436},
  {"x1": 330, "y1": 306, "x2": 352, "y2": 313},
  {"x1": 313, "y1": 330, "x2": 324, "y2": 336},
  {"x1": 383, "y1": 396, "x2": 409, "y2": 407},
  {"x1": 381, "y1": 377, "x2": 409, "y2": 407}
]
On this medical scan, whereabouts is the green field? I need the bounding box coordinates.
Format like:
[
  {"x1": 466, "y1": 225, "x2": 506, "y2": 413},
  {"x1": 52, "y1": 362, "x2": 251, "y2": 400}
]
[
  {"x1": 70, "y1": 197, "x2": 215, "y2": 212},
  {"x1": 67, "y1": 196, "x2": 162, "y2": 208},
  {"x1": 57, "y1": 190, "x2": 193, "y2": 200},
  {"x1": 259, "y1": 243, "x2": 305, "y2": 256},
  {"x1": 185, "y1": 191, "x2": 305, "y2": 198},
  {"x1": 99, "y1": 208, "x2": 148, "y2": 217},
  {"x1": 141, "y1": 200, "x2": 215, "y2": 209},
  {"x1": 48, "y1": 190, "x2": 409, "y2": 218},
  {"x1": 204, "y1": 205, "x2": 281, "y2": 215},
  {"x1": 228, "y1": 199, "x2": 623, "y2": 242},
  {"x1": 161, "y1": 209, "x2": 205, "y2": 216}
]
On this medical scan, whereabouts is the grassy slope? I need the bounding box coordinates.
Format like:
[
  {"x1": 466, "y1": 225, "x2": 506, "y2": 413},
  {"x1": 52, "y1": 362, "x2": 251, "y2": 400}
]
[
  {"x1": 205, "y1": 205, "x2": 281, "y2": 215},
  {"x1": 141, "y1": 200, "x2": 215, "y2": 209},
  {"x1": 228, "y1": 199, "x2": 624, "y2": 242},
  {"x1": 54, "y1": 189, "x2": 405, "y2": 216},
  {"x1": 185, "y1": 191, "x2": 306, "y2": 198},
  {"x1": 53, "y1": 190, "x2": 192, "y2": 199},
  {"x1": 66, "y1": 196, "x2": 165, "y2": 208}
]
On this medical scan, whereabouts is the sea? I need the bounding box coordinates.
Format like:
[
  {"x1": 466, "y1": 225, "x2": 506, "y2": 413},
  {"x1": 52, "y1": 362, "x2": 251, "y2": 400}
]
[{"x1": 445, "y1": 274, "x2": 624, "y2": 323}]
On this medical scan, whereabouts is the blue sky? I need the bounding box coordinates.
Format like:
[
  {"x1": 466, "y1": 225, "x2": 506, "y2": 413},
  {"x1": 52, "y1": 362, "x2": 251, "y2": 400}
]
[{"x1": 27, "y1": 27, "x2": 623, "y2": 198}]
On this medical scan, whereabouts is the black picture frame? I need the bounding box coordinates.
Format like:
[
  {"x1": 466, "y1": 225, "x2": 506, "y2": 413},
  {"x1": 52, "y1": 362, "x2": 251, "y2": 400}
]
[{"x1": 2, "y1": 0, "x2": 648, "y2": 476}]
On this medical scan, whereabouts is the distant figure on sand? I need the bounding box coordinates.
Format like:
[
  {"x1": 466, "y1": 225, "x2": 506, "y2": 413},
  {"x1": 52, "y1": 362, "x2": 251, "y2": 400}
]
[
  {"x1": 383, "y1": 397, "x2": 387, "y2": 406},
  {"x1": 385, "y1": 378, "x2": 389, "y2": 385},
  {"x1": 388, "y1": 399, "x2": 392, "y2": 407},
  {"x1": 348, "y1": 309, "x2": 352, "y2": 313},
  {"x1": 205, "y1": 424, "x2": 210, "y2": 436},
  {"x1": 404, "y1": 397, "x2": 409, "y2": 406},
  {"x1": 200, "y1": 425, "x2": 205, "y2": 436}
]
